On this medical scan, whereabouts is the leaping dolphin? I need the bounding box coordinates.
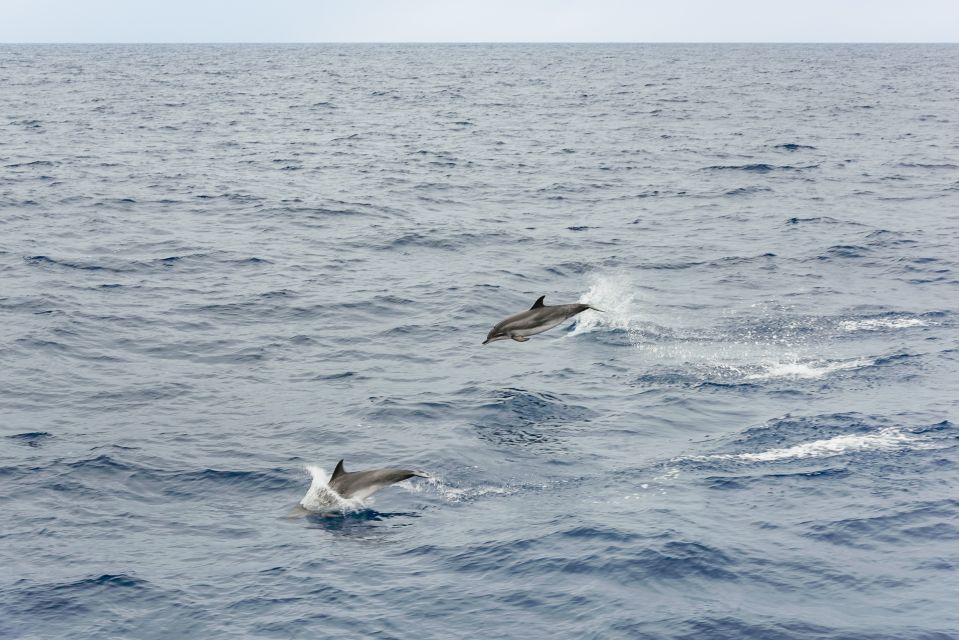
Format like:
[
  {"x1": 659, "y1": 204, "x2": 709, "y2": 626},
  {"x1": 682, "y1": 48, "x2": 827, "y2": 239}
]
[
  {"x1": 328, "y1": 460, "x2": 428, "y2": 501},
  {"x1": 483, "y1": 295, "x2": 601, "y2": 344}
]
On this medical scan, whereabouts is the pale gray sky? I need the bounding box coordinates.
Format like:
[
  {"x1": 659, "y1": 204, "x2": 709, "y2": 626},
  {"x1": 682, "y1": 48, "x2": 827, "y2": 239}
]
[{"x1": 2, "y1": 0, "x2": 958, "y2": 43}]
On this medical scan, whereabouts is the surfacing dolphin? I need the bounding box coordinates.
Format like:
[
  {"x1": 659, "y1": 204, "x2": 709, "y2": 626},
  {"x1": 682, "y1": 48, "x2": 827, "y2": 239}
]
[
  {"x1": 483, "y1": 295, "x2": 601, "y2": 344},
  {"x1": 328, "y1": 459, "x2": 428, "y2": 501}
]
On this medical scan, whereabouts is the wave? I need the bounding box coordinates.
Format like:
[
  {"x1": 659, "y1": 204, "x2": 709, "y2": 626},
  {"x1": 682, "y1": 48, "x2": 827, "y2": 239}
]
[
  {"x1": 6, "y1": 431, "x2": 53, "y2": 447},
  {"x1": 743, "y1": 357, "x2": 874, "y2": 381},
  {"x1": 897, "y1": 162, "x2": 958, "y2": 169},
  {"x1": 803, "y1": 498, "x2": 959, "y2": 549},
  {"x1": 707, "y1": 427, "x2": 920, "y2": 463},
  {"x1": 705, "y1": 163, "x2": 817, "y2": 172},
  {"x1": 774, "y1": 143, "x2": 817, "y2": 151},
  {"x1": 840, "y1": 317, "x2": 928, "y2": 331},
  {"x1": 23, "y1": 252, "x2": 274, "y2": 274},
  {"x1": 681, "y1": 415, "x2": 953, "y2": 466}
]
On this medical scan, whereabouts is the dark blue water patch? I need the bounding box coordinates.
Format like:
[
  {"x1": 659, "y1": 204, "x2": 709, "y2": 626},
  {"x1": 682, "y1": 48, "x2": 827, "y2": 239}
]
[
  {"x1": 3, "y1": 573, "x2": 150, "y2": 617},
  {"x1": 363, "y1": 397, "x2": 460, "y2": 423},
  {"x1": 559, "y1": 525, "x2": 646, "y2": 543},
  {"x1": 774, "y1": 143, "x2": 817, "y2": 151},
  {"x1": 157, "y1": 253, "x2": 271, "y2": 268},
  {"x1": 11, "y1": 119, "x2": 44, "y2": 129},
  {"x1": 704, "y1": 467, "x2": 851, "y2": 490},
  {"x1": 897, "y1": 162, "x2": 958, "y2": 169},
  {"x1": 259, "y1": 288, "x2": 299, "y2": 299},
  {"x1": 725, "y1": 186, "x2": 772, "y2": 196},
  {"x1": 912, "y1": 420, "x2": 956, "y2": 436},
  {"x1": 375, "y1": 231, "x2": 464, "y2": 252},
  {"x1": 500, "y1": 538, "x2": 740, "y2": 583},
  {"x1": 5, "y1": 159, "x2": 54, "y2": 168},
  {"x1": 474, "y1": 388, "x2": 597, "y2": 428},
  {"x1": 25, "y1": 255, "x2": 130, "y2": 273},
  {"x1": 785, "y1": 216, "x2": 858, "y2": 225},
  {"x1": 81, "y1": 382, "x2": 194, "y2": 407},
  {"x1": 461, "y1": 389, "x2": 598, "y2": 453},
  {"x1": 638, "y1": 252, "x2": 778, "y2": 272},
  {"x1": 862, "y1": 228, "x2": 919, "y2": 248},
  {"x1": 872, "y1": 352, "x2": 919, "y2": 366},
  {"x1": 309, "y1": 371, "x2": 362, "y2": 381},
  {"x1": 705, "y1": 163, "x2": 817, "y2": 173},
  {"x1": 0, "y1": 573, "x2": 197, "y2": 639},
  {"x1": 12, "y1": 337, "x2": 67, "y2": 352},
  {"x1": 23, "y1": 252, "x2": 270, "y2": 275},
  {"x1": 817, "y1": 245, "x2": 871, "y2": 260},
  {"x1": 802, "y1": 499, "x2": 959, "y2": 550},
  {"x1": 665, "y1": 617, "x2": 864, "y2": 640},
  {"x1": 303, "y1": 509, "x2": 420, "y2": 531},
  {"x1": 64, "y1": 453, "x2": 136, "y2": 473},
  {"x1": 6, "y1": 431, "x2": 53, "y2": 447},
  {"x1": 19, "y1": 454, "x2": 300, "y2": 500},
  {"x1": 635, "y1": 371, "x2": 704, "y2": 387},
  {"x1": 693, "y1": 380, "x2": 767, "y2": 392},
  {"x1": 542, "y1": 260, "x2": 595, "y2": 276}
]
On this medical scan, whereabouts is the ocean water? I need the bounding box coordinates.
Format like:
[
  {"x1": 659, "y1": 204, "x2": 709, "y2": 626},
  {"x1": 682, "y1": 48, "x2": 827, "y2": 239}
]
[{"x1": 1, "y1": 43, "x2": 958, "y2": 639}]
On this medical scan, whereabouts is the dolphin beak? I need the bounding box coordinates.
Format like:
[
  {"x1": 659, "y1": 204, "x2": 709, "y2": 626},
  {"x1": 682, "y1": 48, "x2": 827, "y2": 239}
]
[{"x1": 482, "y1": 339, "x2": 490, "y2": 345}]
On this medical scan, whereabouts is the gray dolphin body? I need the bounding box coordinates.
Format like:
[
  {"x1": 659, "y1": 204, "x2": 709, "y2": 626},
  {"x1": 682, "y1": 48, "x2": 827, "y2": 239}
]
[
  {"x1": 328, "y1": 460, "x2": 427, "y2": 501},
  {"x1": 483, "y1": 295, "x2": 600, "y2": 344}
]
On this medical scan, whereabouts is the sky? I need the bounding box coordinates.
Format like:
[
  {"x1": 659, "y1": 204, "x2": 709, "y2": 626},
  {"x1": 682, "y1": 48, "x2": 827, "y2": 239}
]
[{"x1": 2, "y1": 0, "x2": 958, "y2": 43}]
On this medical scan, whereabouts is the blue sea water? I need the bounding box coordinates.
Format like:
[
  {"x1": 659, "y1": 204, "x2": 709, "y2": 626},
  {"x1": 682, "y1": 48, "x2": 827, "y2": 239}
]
[{"x1": 1, "y1": 43, "x2": 958, "y2": 639}]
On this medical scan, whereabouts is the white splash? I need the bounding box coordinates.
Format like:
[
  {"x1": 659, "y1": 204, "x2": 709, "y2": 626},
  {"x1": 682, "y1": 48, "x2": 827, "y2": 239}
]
[
  {"x1": 743, "y1": 357, "x2": 874, "y2": 380},
  {"x1": 688, "y1": 427, "x2": 924, "y2": 464},
  {"x1": 840, "y1": 318, "x2": 927, "y2": 332},
  {"x1": 403, "y1": 473, "x2": 517, "y2": 503},
  {"x1": 298, "y1": 465, "x2": 366, "y2": 513},
  {"x1": 568, "y1": 274, "x2": 640, "y2": 337}
]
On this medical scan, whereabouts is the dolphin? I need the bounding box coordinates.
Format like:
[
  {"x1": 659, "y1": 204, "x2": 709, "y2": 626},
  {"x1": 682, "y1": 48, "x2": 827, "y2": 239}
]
[
  {"x1": 483, "y1": 295, "x2": 601, "y2": 344},
  {"x1": 327, "y1": 460, "x2": 428, "y2": 501}
]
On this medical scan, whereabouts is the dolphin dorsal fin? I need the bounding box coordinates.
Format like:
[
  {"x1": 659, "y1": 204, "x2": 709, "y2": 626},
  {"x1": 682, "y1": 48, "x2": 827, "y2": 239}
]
[
  {"x1": 530, "y1": 295, "x2": 546, "y2": 310},
  {"x1": 330, "y1": 460, "x2": 347, "y2": 481}
]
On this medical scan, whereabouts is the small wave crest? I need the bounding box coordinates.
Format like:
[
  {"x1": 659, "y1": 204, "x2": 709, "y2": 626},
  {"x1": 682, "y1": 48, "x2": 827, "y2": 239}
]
[
  {"x1": 743, "y1": 357, "x2": 874, "y2": 380},
  {"x1": 840, "y1": 317, "x2": 927, "y2": 332},
  {"x1": 687, "y1": 427, "x2": 928, "y2": 464}
]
